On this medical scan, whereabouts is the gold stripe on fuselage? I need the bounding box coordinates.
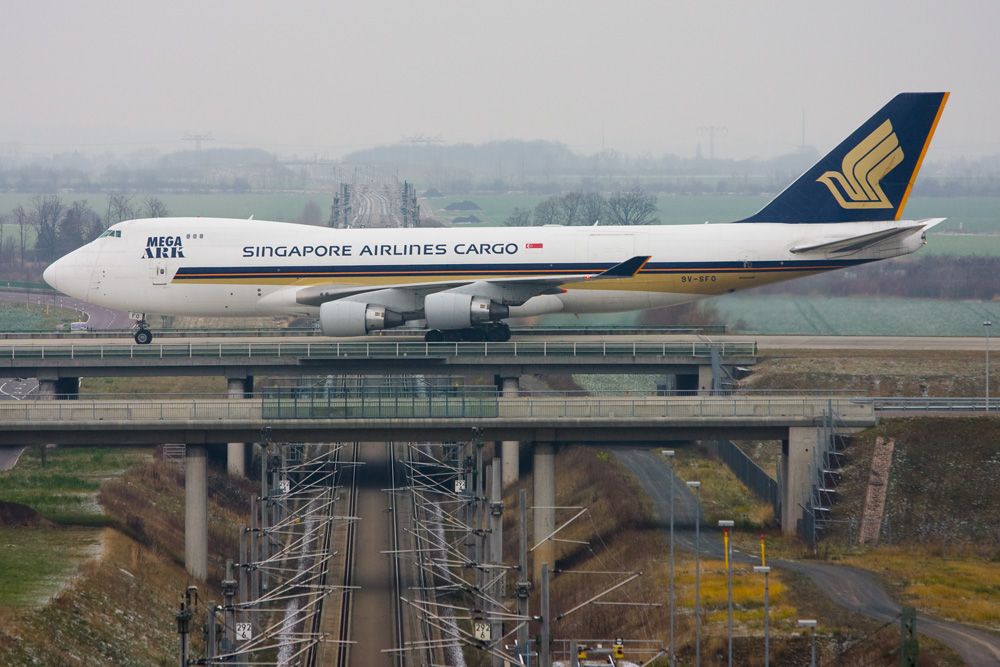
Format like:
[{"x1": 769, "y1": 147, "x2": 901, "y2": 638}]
[{"x1": 172, "y1": 268, "x2": 825, "y2": 295}]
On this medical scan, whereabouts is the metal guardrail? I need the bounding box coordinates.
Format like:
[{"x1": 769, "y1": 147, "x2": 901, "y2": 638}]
[
  {"x1": 0, "y1": 396, "x2": 874, "y2": 423},
  {"x1": 871, "y1": 397, "x2": 997, "y2": 412},
  {"x1": 0, "y1": 340, "x2": 757, "y2": 361}
]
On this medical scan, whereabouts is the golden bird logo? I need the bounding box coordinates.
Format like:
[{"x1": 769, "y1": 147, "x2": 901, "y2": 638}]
[{"x1": 817, "y1": 119, "x2": 903, "y2": 209}]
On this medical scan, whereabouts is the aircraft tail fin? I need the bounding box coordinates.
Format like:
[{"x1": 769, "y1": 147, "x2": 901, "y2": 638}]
[{"x1": 740, "y1": 92, "x2": 948, "y2": 224}]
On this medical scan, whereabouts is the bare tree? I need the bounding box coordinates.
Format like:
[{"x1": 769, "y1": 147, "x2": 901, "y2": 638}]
[
  {"x1": 106, "y1": 193, "x2": 136, "y2": 225},
  {"x1": 142, "y1": 196, "x2": 169, "y2": 218},
  {"x1": 297, "y1": 200, "x2": 323, "y2": 226},
  {"x1": 12, "y1": 204, "x2": 28, "y2": 274},
  {"x1": 559, "y1": 192, "x2": 586, "y2": 226},
  {"x1": 0, "y1": 215, "x2": 6, "y2": 274},
  {"x1": 30, "y1": 194, "x2": 63, "y2": 262},
  {"x1": 605, "y1": 188, "x2": 659, "y2": 225},
  {"x1": 580, "y1": 192, "x2": 606, "y2": 226},
  {"x1": 61, "y1": 200, "x2": 103, "y2": 250},
  {"x1": 503, "y1": 207, "x2": 532, "y2": 227},
  {"x1": 533, "y1": 197, "x2": 562, "y2": 226}
]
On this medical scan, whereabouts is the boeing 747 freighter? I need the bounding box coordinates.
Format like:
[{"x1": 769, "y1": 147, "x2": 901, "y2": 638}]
[{"x1": 43, "y1": 92, "x2": 948, "y2": 343}]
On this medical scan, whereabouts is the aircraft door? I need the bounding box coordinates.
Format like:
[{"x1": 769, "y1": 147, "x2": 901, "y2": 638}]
[{"x1": 152, "y1": 262, "x2": 170, "y2": 285}]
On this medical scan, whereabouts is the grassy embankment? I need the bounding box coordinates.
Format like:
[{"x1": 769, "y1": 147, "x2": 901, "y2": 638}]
[
  {"x1": 740, "y1": 353, "x2": 1000, "y2": 631},
  {"x1": 484, "y1": 445, "x2": 924, "y2": 666},
  {"x1": 0, "y1": 372, "x2": 256, "y2": 663},
  {"x1": 828, "y1": 418, "x2": 1000, "y2": 632},
  {"x1": 0, "y1": 448, "x2": 255, "y2": 664}
]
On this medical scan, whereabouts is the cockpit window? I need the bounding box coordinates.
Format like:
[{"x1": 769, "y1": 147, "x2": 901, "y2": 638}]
[{"x1": 98, "y1": 229, "x2": 122, "y2": 238}]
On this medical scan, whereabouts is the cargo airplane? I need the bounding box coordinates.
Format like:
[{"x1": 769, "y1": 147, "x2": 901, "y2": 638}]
[{"x1": 44, "y1": 93, "x2": 948, "y2": 344}]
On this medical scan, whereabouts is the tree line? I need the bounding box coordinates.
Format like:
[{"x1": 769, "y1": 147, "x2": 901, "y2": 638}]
[
  {"x1": 0, "y1": 194, "x2": 168, "y2": 280},
  {"x1": 504, "y1": 189, "x2": 659, "y2": 227},
  {"x1": 754, "y1": 254, "x2": 1000, "y2": 301}
]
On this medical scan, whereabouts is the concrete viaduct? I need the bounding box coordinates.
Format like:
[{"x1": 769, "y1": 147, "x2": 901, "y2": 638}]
[
  {"x1": 1, "y1": 337, "x2": 756, "y2": 479},
  {"x1": 0, "y1": 393, "x2": 873, "y2": 580}
]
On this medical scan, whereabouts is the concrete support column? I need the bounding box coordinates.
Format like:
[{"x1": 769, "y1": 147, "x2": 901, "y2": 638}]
[
  {"x1": 36, "y1": 379, "x2": 57, "y2": 399},
  {"x1": 499, "y1": 376, "x2": 520, "y2": 486},
  {"x1": 532, "y1": 443, "x2": 556, "y2": 585},
  {"x1": 226, "y1": 376, "x2": 253, "y2": 477},
  {"x1": 185, "y1": 445, "x2": 209, "y2": 580},
  {"x1": 781, "y1": 427, "x2": 818, "y2": 536},
  {"x1": 697, "y1": 365, "x2": 714, "y2": 396}
]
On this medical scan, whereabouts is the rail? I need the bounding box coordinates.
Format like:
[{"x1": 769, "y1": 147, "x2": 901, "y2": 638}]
[
  {"x1": 0, "y1": 395, "x2": 875, "y2": 423},
  {"x1": 0, "y1": 339, "x2": 757, "y2": 361}
]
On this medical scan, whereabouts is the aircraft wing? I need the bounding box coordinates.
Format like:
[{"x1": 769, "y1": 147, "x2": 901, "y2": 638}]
[
  {"x1": 790, "y1": 219, "x2": 945, "y2": 256},
  {"x1": 293, "y1": 255, "x2": 650, "y2": 307}
]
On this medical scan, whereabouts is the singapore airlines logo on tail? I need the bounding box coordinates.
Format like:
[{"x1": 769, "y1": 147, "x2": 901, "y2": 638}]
[{"x1": 816, "y1": 119, "x2": 903, "y2": 209}]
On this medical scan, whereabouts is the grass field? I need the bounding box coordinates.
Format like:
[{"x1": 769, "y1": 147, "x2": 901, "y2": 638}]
[
  {"x1": 0, "y1": 447, "x2": 152, "y2": 524},
  {"x1": 712, "y1": 294, "x2": 1000, "y2": 336},
  {"x1": 0, "y1": 303, "x2": 79, "y2": 331},
  {"x1": 0, "y1": 527, "x2": 103, "y2": 614}
]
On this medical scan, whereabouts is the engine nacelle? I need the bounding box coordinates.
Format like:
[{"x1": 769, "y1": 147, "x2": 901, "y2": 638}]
[
  {"x1": 319, "y1": 300, "x2": 403, "y2": 337},
  {"x1": 424, "y1": 292, "x2": 510, "y2": 330}
]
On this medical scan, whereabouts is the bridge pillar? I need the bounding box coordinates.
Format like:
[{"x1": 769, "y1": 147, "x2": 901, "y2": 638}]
[
  {"x1": 698, "y1": 365, "x2": 714, "y2": 396},
  {"x1": 498, "y1": 375, "x2": 521, "y2": 486},
  {"x1": 532, "y1": 443, "x2": 556, "y2": 585},
  {"x1": 185, "y1": 444, "x2": 209, "y2": 580},
  {"x1": 781, "y1": 427, "x2": 817, "y2": 536},
  {"x1": 226, "y1": 376, "x2": 253, "y2": 477}
]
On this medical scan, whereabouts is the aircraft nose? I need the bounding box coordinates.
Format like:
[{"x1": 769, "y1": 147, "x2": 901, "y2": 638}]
[{"x1": 43, "y1": 260, "x2": 60, "y2": 291}]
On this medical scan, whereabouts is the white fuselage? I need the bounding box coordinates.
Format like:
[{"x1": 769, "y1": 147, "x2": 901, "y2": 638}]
[{"x1": 43, "y1": 217, "x2": 930, "y2": 321}]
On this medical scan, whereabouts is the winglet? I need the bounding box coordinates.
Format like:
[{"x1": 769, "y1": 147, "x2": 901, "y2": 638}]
[{"x1": 593, "y1": 255, "x2": 651, "y2": 279}]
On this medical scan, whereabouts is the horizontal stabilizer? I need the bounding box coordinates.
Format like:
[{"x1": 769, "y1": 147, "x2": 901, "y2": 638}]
[{"x1": 790, "y1": 219, "x2": 944, "y2": 255}]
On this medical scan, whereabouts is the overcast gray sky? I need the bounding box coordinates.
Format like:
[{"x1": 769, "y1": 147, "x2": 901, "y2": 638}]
[{"x1": 1, "y1": 0, "x2": 995, "y2": 160}]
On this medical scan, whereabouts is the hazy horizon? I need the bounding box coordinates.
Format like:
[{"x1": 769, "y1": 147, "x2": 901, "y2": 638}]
[{"x1": 2, "y1": 1, "x2": 997, "y2": 161}]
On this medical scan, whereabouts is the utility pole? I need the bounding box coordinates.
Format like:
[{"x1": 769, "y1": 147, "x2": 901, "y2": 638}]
[
  {"x1": 686, "y1": 480, "x2": 703, "y2": 666},
  {"x1": 176, "y1": 586, "x2": 198, "y2": 667},
  {"x1": 540, "y1": 564, "x2": 551, "y2": 667},
  {"x1": 698, "y1": 125, "x2": 727, "y2": 160},
  {"x1": 901, "y1": 607, "x2": 919, "y2": 666},
  {"x1": 517, "y1": 489, "x2": 531, "y2": 659},
  {"x1": 661, "y1": 450, "x2": 676, "y2": 667},
  {"x1": 181, "y1": 133, "x2": 214, "y2": 152},
  {"x1": 489, "y1": 460, "x2": 504, "y2": 667}
]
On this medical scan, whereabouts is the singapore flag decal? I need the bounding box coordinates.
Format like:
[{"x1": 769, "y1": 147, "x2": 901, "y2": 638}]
[{"x1": 525, "y1": 242, "x2": 543, "y2": 250}]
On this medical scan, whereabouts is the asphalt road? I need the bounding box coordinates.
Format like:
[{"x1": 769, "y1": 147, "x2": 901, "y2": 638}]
[{"x1": 613, "y1": 448, "x2": 1000, "y2": 666}]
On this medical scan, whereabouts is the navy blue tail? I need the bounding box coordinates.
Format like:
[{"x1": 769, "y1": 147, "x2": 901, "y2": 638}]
[{"x1": 740, "y1": 92, "x2": 948, "y2": 224}]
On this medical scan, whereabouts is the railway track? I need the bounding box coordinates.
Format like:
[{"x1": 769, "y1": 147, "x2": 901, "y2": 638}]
[
  {"x1": 336, "y1": 442, "x2": 360, "y2": 666},
  {"x1": 310, "y1": 440, "x2": 409, "y2": 666}
]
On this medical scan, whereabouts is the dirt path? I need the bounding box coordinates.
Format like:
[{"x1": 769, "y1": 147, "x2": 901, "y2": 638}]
[{"x1": 614, "y1": 448, "x2": 1000, "y2": 666}]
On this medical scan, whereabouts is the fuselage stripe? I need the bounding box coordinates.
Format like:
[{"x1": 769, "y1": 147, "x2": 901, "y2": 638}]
[{"x1": 172, "y1": 259, "x2": 868, "y2": 281}]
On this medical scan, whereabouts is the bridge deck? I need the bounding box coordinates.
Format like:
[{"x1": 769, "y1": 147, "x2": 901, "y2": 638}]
[{"x1": 0, "y1": 396, "x2": 875, "y2": 445}]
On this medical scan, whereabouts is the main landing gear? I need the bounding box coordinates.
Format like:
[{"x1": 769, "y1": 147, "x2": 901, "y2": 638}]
[
  {"x1": 425, "y1": 323, "x2": 511, "y2": 343},
  {"x1": 132, "y1": 314, "x2": 154, "y2": 345}
]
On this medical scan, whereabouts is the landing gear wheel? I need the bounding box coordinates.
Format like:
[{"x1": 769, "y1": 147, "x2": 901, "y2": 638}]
[
  {"x1": 460, "y1": 327, "x2": 488, "y2": 342},
  {"x1": 134, "y1": 328, "x2": 153, "y2": 345},
  {"x1": 425, "y1": 329, "x2": 444, "y2": 343},
  {"x1": 485, "y1": 323, "x2": 511, "y2": 342}
]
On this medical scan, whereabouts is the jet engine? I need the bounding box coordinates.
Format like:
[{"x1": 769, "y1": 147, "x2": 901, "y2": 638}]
[
  {"x1": 319, "y1": 300, "x2": 404, "y2": 337},
  {"x1": 424, "y1": 292, "x2": 509, "y2": 330}
]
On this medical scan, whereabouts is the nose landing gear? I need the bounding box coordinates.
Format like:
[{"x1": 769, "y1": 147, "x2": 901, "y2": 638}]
[{"x1": 131, "y1": 313, "x2": 153, "y2": 345}]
